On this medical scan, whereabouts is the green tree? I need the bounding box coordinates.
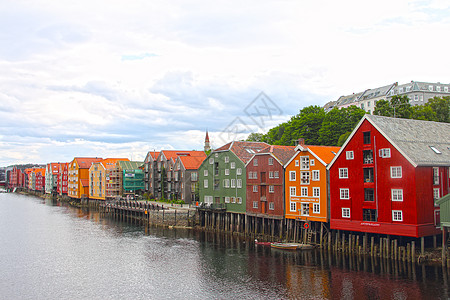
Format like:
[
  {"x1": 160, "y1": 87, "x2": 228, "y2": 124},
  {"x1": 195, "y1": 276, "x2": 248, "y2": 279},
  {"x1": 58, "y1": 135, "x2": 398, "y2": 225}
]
[
  {"x1": 411, "y1": 105, "x2": 437, "y2": 121},
  {"x1": 425, "y1": 96, "x2": 450, "y2": 123},
  {"x1": 337, "y1": 131, "x2": 351, "y2": 147},
  {"x1": 374, "y1": 95, "x2": 412, "y2": 118},
  {"x1": 246, "y1": 132, "x2": 264, "y2": 142}
]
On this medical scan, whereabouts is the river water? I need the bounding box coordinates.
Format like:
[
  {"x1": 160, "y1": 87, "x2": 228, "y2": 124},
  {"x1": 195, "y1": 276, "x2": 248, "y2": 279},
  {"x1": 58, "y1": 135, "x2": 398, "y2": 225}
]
[{"x1": 0, "y1": 193, "x2": 448, "y2": 299}]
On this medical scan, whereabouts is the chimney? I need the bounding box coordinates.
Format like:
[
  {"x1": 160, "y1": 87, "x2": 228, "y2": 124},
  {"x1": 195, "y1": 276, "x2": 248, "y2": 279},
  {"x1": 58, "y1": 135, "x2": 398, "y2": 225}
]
[{"x1": 298, "y1": 138, "x2": 305, "y2": 146}]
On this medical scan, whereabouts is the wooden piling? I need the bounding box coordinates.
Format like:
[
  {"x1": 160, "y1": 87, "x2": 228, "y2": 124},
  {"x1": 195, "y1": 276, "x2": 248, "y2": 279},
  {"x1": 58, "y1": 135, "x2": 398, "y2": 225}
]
[{"x1": 412, "y1": 241, "x2": 416, "y2": 263}]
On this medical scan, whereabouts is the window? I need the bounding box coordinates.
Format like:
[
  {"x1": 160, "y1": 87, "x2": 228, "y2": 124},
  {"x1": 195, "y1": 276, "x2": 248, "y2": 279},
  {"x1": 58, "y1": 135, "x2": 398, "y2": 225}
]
[
  {"x1": 379, "y1": 148, "x2": 391, "y2": 158},
  {"x1": 225, "y1": 169, "x2": 229, "y2": 176},
  {"x1": 274, "y1": 171, "x2": 279, "y2": 178},
  {"x1": 237, "y1": 179, "x2": 242, "y2": 188},
  {"x1": 231, "y1": 179, "x2": 236, "y2": 188},
  {"x1": 290, "y1": 201, "x2": 296, "y2": 212},
  {"x1": 363, "y1": 132, "x2": 371, "y2": 144},
  {"x1": 253, "y1": 172, "x2": 257, "y2": 179},
  {"x1": 364, "y1": 188, "x2": 374, "y2": 201},
  {"x1": 269, "y1": 185, "x2": 274, "y2": 193},
  {"x1": 295, "y1": 160, "x2": 299, "y2": 166},
  {"x1": 191, "y1": 172, "x2": 198, "y2": 181},
  {"x1": 363, "y1": 150, "x2": 373, "y2": 164},
  {"x1": 225, "y1": 197, "x2": 230, "y2": 203},
  {"x1": 433, "y1": 188, "x2": 440, "y2": 200},
  {"x1": 391, "y1": 166, "x2": 402, "y2": 178},
  {"x1": 313, "y1": 187, "x2": 320, "y2": 197},
  {"x1": 433, "y1": 167, "x2": 439, "y2": 185},
  {"x1": 312, "y1": 170, "x2": 320, "y2": 181},
  {"x1": 269, "y1": 202, "x2": 275, "y2": 210},
  {"x1": 253, "y1": 201, "x2": 258, "y2": 208},
  {"x1": 237, "y1": 197, "x2": 242, "y2": 204},
  {"x1": 342, "y1": 208, "x2": 350, "y2": 218},
  {"x1": 290, "y1": 186, "x2": 296, "y2": 196},
  {"x1": 346, "y1": 151, "x2": 354, "y2": 160},
  {"x1": 268, "y1": 158, "x2": 273, "y2": 165},
  {"x1": 209, "y1": 158, "x2": 214, "y2": 164},
  {"x1": 340, "y1": 188, "x2": 349, "y2": 199},
  {"x1": 269, "y1": 171, "x2": 273, "y2": 178},
  {"x1": 363, "y1": 168, "x2": 373, "y2": 183},
  {"x1": 339, "y1": 168, "x2": 348, "y2": 179},
  {"x1": 391, "y1": 189, "x2": 403, "y2": 201},
  {"x1": 203, "y1": 180, "x2": 208, "y2": 188},
  {"x1": 231, "y1": 197, "x2": 236, "y2": 203},
  {"x1": 430, "y1": 146, "x2": 441, "y2": 154},
  {"x1": 301, "y1": 172, "x2": 310, "y2": 184},
  {"x1": 310, "y1": 159, "x2": 315, "y2": 166},
  {"x1": 224, "y1": 156, "x2": 229, "y2": 163},
  {"x1": 429, "y1": 85, "x2": 433, "y2": 91},
  {"x1": 237, "y1": 168, "x2": 242, "y2": 175},
  {"x1": 301, "y1": 187, "x2": 308, "y2": 196},
  {"x1": 392, "y1": 210, "x2": 403, "y2": 221},
  {"x1": 253, "y1": 185, "x2": 258, "y2": 192},
  {"x1": 223, "y1": 179, "x2": 230, "y2": 188},
  {"x1": 204, "y1": 169, "x2": 208, "y2": 176},
  {"x1": 253, "y1": 158, "x2": 258, "y2": 166},
  {"x1": 289, "y1": 171, "x2": 296, "y2": 181},
  {"x1": 248, "y1": 172, "x2": 253, "y2": 179},
  {"x1": 230, "y1": 162, "x2": 235, "y2": 169},
  {"x1": 300, "y1": 157, "x2": 310, "y2": 170},
  {"x1": 301, "y1": 203, "x2": 310, "y2": 216},
  {"x1": 363, "y1": 209, "x2": 377, "y2": 221},
  {"x1": 313, "y1": 203, "x2": 320, "y2": 214}
]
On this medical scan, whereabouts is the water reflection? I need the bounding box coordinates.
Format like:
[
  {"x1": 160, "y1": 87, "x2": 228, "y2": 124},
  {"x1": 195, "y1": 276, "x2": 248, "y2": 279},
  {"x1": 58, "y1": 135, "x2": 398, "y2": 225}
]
[{"x1": 1, "y1": 193, "x2": 449, "y2": 300}]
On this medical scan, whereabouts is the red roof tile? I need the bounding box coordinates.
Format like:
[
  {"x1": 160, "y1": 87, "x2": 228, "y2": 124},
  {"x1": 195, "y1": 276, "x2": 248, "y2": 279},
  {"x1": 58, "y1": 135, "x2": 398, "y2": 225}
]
[{"x1": 214, "y1": 141, "x2": 269, "y2": 164}]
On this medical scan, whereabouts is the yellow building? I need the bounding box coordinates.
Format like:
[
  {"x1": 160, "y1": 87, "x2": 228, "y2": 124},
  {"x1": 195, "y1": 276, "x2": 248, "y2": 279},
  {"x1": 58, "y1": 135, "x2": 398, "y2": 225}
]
[
  {"x1": 89, "y1": 158, "x2": 129, "y2": 200},
  {"x1": 68, "y1": 157, "x2": 103, "y2": 199}
]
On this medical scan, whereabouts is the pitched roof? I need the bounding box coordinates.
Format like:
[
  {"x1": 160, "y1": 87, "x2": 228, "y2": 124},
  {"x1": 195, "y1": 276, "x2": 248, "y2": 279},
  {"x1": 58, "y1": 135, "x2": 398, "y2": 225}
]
[
  {"x1": 258, "y1": 145, "x2": 296, "y2": 165},
  {"x1": 366, "y1": 114, "x2": 450, "y2": 167},
  {"x1": 178, "y1": 155, "x2": 206, "y2": 170},
  {"x1": 306, "y1": 145, "x2": 341, "y2": 164},
  {"x1": 214, "y1": 141, "x2": 270, "y2": 164},
  {"x1": 74, "y1": 157, "x2": 103, "y2": 169},
  {"x1": 117, "y1": 161, "x2": 144, "y2": 170},
  {"x1": 145, "y1": 151, "x2": 159, "y2": 162},
  {"x1": 101, "y1": 158, "x2": 129, "y2": 170},
  {"x1": 160, "y1": 150, "x2": 206, "y2": 161}
]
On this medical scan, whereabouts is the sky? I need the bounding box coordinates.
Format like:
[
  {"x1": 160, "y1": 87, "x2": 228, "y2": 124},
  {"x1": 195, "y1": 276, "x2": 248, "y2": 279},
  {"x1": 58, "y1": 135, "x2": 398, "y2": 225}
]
[{"x1": 1, "y1": 0, "x2": 450, "y2": 166}]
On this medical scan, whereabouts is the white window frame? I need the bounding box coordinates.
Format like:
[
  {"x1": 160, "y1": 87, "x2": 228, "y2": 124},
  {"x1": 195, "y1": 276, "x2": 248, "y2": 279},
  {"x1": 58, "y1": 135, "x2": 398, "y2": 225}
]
[
  {"x1": 392, "y1": 210, "x2": 403, "y2": 221},
  {"x1": 268, "y1": 157, "x2": 274, "y2": 165},
  {"x1": 231, "y1": 197, "x2": 236, "y2": 203},
  {"x1": 253, "y1": 185, "x2": 258, "y2": 192},
  {"x1": 310, "y1": 159, "x2": 315, "y2": 166},
  {"x1": 237, "y1": 168, "x2": 242, "y2": 175},
  {"x1": 237, "y1": 197, "x2": 242, "y2": 204},
  {"x1": 204, "y1": 169, "x2": 208, "y2": 176},
  {"x1": 223, "y1": 179, "x2": 230, "y2": 188},
  {"x1": 274, "y1": 171, "x2": 279, "y2": 178},
  {"x1": 225, "y1": 197, "x2": 230, "y2": 203},
  {"x1": 253, "y1": 201, "x2": 258, "y2": 208},
  {"x1": 269, "y1": 185, "x2": 274, "y2": 193},
  {"x1": 290, "y1": 201, "x2": 296, "y2": 212},
  {"x1": 379, "y1": 148, "x2": 391, "y2": 158},
  {"x1": 269, "y1": 202, "x2": 275, "y2": 210},
  {"x1": 295, "y1": 160, "x2": 299, "y2": 166},
  {"x1": 301, "y1": 186, "x2": 308, "y2": 197},
  {"x1": 342, "y1": 208, "x2": 350, "y2": 218},
  {"x1": 391, "y1": 189, "x2": 403, "y2": 201},
  {"x1": 225, "y1": 169, "x2": 229, "y2": 176},
  {"x1": 289, "y1": 171, "x2": 296, "y2": 181},
  {"x1": 433, "y1": 167, "x2": 439, "y2": 185},
  {"x1": 231, "y1": 179, "x2": 236, "y2": 188},
  {"x1": 237, "y1": 179, "x2": 242, "y2": 188},
  {"x1": 253, "y1": 158, "x2": 258, "y2": 166},
  {"x1": 313, "y1": 187, "x2": 320, "y2": 197},
  {"x1": 203, "y1": 179, "x2": 208, "y2": 188},
  {"x1": 313, "y1": 203, "x2": 320, "y2": 214},
  {"x1": 230, "y1": 162, "x2": 235, "y2": 169},
  {"x1": 339, "y1": 168, "x2": 348, "y2": 179},
  {"x1": 312, "y1": 170, "x2": 320, "y2": 181},
  {"x1": 433, "y1": 188, "x2": 440, "y2": 200},
  {"x1": 346, "y1": 151, "x2": 354, "y2": 160},
  {"x1": 269, "y1": 171, "x2": 273, "y2": 178},
  {"x1": 340, "y1": 188, "x2": 349, "y2": 199},
  {"x1": 300, "y1": 156, "x2": 310, "y2": 170},
  {"x1": 290, "y1": 186, "x2": 296, "y2": 196},
  {"x1": 390, "y1": 166, "x2": 402, "y2": 178},
  {"x1": 209, "y1": 158, "x2": 214, "y2": 164},
  {"x1": 301, "y1": 203, "x2": 310, "y2": 216}
]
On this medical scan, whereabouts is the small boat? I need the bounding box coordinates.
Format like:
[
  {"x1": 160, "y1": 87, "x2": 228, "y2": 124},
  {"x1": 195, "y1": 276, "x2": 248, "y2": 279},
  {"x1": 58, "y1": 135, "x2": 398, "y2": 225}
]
[
  {"x1": 270, "y1": 243, "x2": 299, "y2": 250},
  {"x1": 255, "y1": 239, "x2": 273, "y2": 246}
]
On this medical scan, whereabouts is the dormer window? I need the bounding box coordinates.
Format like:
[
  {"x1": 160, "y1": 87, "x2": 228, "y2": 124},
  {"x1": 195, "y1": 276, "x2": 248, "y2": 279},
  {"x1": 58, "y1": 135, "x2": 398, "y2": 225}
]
[{"x1": 430, "y1": 146, "x2": 441, "y2": 154}]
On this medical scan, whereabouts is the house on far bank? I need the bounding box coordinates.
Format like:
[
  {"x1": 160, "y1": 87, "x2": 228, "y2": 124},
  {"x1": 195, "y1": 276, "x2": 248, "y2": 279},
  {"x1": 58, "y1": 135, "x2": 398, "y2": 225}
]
[
  {"x1": 68, "y1": 157, "x2": 103, "y2": 200},
  {"x1": 89, "y1": 158, "x2": 129, "y2": 201},
  {"x1": 115, "y1": 161, "x2": 145, "y2": 199},
  {"x1": 173, "y1": 155, "x2": 206, "y2": 204},
  {"x1": 328, "y1": 114, "x2": 449, "y2": 249}
]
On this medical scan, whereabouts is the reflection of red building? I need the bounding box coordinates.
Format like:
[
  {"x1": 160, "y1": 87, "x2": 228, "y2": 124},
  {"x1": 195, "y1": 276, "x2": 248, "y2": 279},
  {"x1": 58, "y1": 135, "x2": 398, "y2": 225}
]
[{"x1": 328, "y1": 115, "x2": 449, "y2": 238}]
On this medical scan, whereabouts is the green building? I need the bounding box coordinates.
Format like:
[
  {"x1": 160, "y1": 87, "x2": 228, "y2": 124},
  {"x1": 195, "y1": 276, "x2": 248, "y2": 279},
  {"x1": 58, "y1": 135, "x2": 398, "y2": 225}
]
[
  {"x1": 198, "y1": 141, "x2": 268, "y2": 213},
  {"x1": 117, "y1": 161, "x2": 145, "y2": 196}
]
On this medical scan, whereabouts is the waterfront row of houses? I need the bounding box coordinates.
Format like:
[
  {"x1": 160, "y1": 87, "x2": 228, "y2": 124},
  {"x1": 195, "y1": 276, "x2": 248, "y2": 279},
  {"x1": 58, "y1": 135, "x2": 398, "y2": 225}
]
[
  {"x1": 6, "y1": 114, "x2": 450, "y2": 240},
  {"x1": 324, "y1": 81, "x2": 450, "y2": 114}
]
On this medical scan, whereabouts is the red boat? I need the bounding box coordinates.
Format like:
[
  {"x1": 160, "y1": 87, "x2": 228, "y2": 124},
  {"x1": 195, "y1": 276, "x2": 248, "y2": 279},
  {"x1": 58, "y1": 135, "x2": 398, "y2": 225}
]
[{"x1": 254, "y1": 239, "x2": 273, "y2": 246}]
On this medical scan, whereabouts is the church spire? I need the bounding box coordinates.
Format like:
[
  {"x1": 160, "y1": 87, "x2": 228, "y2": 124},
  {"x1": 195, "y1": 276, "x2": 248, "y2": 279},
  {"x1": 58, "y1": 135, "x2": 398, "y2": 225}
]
[{"x1": 204, "y1": 130, "x2": 211, "y2": 152}]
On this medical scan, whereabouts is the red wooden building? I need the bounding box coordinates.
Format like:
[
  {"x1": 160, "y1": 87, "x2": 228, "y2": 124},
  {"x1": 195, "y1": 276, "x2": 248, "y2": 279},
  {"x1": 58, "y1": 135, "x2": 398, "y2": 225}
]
[
  {"x1": 328, "y1": 114, "x2": 450, "y2": 238},
  {"x1": 8, "y1": 166, "x2": 24, "y2": 188},
  {"x1": 246, "y1": 145, "x2": 296, "y2": 234},
  {"x1": 57, "y1": 163, "x2": 69, "y2": 195}
]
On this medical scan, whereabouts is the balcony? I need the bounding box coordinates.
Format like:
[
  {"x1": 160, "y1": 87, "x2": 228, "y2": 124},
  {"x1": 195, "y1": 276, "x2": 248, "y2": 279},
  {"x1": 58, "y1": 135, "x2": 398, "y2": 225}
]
[{"x1": 363, "y1": 150, "x2": 373, "y2": 164}]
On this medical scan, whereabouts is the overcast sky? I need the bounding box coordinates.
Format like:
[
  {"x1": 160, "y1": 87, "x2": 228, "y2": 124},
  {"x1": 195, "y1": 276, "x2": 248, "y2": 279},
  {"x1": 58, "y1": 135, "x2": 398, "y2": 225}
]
[{"x1": 1, "y1": 0, "x2": 449, "y2": 166}]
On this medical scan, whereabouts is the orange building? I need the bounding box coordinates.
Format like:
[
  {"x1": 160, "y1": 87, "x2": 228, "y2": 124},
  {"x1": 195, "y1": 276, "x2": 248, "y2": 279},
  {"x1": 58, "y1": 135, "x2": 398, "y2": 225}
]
[
  {"x1": 89, "y1": 158, "x2": 129, "y2": 200},
  {"x1": 68, "y1": 157, "x2": 103, "y2": 199},
  {"x1": 285, "y1": 143, "x2": 340, "y2": 224}
]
